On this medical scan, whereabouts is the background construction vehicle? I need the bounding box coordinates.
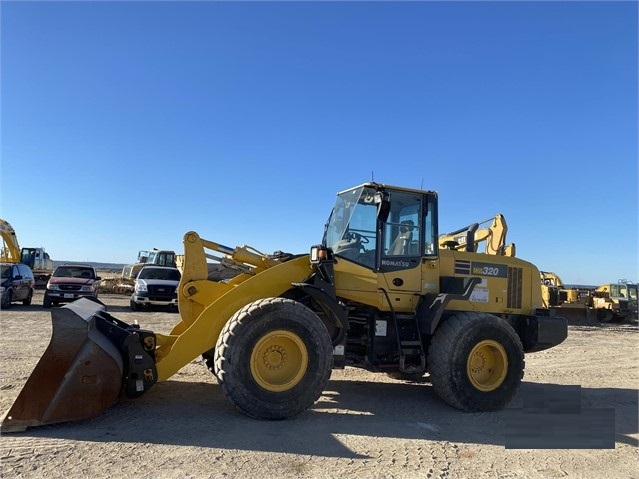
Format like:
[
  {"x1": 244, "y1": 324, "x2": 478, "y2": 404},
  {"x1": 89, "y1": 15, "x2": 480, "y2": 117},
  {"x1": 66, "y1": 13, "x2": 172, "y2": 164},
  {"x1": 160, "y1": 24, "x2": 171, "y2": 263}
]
[
  {"x1": 0, "y1": 218, "x2": 54, "y2": 287},
  {"x1": 122, "y1": 249, "x2": 178, "y2": 281},
  {"x1": 540, "y1": 272, "x2": 636, "y2": 323},
  {"x1": 594, "y1": 281, "x2": 637, "y2": 321},
  {"x1": 100, "y1": 248, "x2": 178, "y2": 294},
  {"x1": 1, "y1": 182, "x2": 568, "y2": 433},
  {"x1": 438, "y1": 214, "x2": 516, "y2": 257}
]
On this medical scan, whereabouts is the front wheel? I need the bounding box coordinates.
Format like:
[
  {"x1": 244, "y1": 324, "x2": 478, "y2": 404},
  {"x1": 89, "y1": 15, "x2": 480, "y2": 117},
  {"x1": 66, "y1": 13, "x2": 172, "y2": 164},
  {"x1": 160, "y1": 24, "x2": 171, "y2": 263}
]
[
  {"x1": 1, "y1": 289, "x2": 12, "y2": 309},
  {"x1": 129, "y1": 299, "x2": 141, "y2": 311},
  {"x1": 428, "y1": 312, "x2": 524, "y2": 412},
  {"x1": 214, "y1": 297, "x2": 333, "y2": 419}
]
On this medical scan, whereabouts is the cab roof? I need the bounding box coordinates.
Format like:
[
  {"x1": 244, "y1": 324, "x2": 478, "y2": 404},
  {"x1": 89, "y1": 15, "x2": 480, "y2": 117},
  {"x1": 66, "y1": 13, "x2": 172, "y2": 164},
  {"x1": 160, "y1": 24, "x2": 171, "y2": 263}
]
[{"x1": 337, "y1": 182, "x2": 438, "y2": 197}]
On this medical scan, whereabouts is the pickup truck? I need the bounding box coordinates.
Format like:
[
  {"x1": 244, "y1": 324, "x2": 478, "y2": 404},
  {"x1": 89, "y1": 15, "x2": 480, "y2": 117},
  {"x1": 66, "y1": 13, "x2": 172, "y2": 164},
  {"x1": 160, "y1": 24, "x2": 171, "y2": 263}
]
[{"x1": 130, "y1": 265, "x2": 181, "y2": 311}]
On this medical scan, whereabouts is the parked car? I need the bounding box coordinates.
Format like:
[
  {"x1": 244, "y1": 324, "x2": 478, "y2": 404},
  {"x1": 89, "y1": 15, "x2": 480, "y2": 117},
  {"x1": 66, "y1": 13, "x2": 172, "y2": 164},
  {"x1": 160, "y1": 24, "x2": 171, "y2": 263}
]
[
  {"x1": 43, "y1": 264, "x2": 101, "y2": 308},
  {"x1": 1, "y1": 262, "x2": 35, "y2": 309},
  {"x1": 130, "y1": 265, "x2": 180, "y2": 311}
]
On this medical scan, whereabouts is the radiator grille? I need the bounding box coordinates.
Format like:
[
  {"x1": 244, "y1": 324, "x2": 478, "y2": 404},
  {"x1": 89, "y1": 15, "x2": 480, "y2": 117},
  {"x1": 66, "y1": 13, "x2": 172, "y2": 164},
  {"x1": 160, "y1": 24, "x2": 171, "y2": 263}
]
[
  {"x1": 147, "y1": 285, "x2": 176, "y2": 298},
  {"x1": 507, "y1": 267, "x2": 523, "y2": 309},
  {"x1": 60, "y1": 284, "x2": 82, "y2": 292}
]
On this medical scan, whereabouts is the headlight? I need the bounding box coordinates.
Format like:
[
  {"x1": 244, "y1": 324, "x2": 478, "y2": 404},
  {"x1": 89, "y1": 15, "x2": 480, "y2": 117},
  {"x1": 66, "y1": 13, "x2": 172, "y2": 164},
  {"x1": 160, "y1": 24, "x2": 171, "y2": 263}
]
[
  {"x1": 135, "y1": 283, "x2": 148, "y2": 293},
  {"x1": 47, "y1": 284, "x2": 59, "y2": 291},
  {"x1": 80, "y1": 285, "x2": 94, "y2": 292}
]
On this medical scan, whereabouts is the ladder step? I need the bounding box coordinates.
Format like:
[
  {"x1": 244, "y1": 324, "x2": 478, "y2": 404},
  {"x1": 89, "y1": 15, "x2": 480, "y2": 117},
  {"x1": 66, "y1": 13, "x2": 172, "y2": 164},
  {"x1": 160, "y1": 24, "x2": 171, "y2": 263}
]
[{"x1": 401, "y1": 348, "x2": 422, "y2": 355}]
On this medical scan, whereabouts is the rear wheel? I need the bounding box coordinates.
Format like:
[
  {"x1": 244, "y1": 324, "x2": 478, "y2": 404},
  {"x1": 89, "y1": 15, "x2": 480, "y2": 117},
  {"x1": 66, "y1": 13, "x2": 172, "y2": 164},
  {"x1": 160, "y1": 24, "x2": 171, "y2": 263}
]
[
  {"x1": 23, "y1": 289, "x2": 33, "y2": 306},
  {"x1": 1, "y1": 289, "x2": 12, "y2": 309},
  {"x1": 428, "y1": 312, "x2": 524, "y2": 412},
  {"x1": 214, "y1": 297, "x2": 333, "y2": 419}
]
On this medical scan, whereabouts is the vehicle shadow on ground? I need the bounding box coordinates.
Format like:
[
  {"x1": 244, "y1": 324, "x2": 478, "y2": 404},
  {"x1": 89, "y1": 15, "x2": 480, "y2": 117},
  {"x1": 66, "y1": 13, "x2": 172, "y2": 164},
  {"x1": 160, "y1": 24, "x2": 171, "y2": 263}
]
[
  {"x1": 101, "y1": 304, "x2": 179, "y2": 314},
  {"x1": 2, "y1": 304, "x2": 180, "y2": 314},
  {"x1": 0, "y1": 303, "x2": 46, "y2": 312},
  {"x1": 9, "y1": 377, "x2": 637, "y2": 458}
]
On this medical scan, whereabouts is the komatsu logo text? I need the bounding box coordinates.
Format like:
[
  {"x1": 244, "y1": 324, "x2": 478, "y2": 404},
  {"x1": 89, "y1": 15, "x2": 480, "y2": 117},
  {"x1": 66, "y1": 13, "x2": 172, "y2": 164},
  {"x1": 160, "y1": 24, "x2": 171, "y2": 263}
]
[{"x1": 381, "y1": 259, "x2": 410, "y2": 268}]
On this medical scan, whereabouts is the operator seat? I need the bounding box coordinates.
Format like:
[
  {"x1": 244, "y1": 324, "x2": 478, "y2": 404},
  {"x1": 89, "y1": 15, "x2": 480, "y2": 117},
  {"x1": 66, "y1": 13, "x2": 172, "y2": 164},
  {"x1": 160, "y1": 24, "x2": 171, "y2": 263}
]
[{"x1": 388, "y1": 220, "x2": 414, "y2": 255}]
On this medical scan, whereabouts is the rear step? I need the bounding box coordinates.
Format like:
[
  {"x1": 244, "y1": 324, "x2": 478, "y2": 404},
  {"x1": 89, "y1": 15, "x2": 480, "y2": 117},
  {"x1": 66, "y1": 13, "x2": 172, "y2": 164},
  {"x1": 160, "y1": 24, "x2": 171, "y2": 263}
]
[{"x1": 1, "y1": 298, "x2": 157, "y2": 433}]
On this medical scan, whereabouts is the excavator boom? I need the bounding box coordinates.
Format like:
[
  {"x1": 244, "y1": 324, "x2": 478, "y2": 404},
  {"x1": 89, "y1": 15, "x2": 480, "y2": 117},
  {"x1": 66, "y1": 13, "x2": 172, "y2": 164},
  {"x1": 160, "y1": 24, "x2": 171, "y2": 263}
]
[
  {"x1": 0, "y1": 219, "x2": 21, "y2": 263},
  {"x1": 438, "y1": 213, "x2": 515, "y2": 256}
]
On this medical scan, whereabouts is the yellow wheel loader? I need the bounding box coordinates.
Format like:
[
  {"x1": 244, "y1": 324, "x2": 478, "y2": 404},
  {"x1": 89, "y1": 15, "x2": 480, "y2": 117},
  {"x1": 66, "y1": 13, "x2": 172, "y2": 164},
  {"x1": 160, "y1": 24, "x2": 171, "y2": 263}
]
[{"x1": 1, "y1": 182, "x2": 568, "y2": 432}]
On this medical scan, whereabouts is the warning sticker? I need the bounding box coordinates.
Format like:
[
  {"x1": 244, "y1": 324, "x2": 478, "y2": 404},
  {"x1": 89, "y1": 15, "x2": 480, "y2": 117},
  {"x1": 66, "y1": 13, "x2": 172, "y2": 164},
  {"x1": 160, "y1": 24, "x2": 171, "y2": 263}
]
[{"x1": 470, "y1": 288, "x2": 489, "y2": 303}]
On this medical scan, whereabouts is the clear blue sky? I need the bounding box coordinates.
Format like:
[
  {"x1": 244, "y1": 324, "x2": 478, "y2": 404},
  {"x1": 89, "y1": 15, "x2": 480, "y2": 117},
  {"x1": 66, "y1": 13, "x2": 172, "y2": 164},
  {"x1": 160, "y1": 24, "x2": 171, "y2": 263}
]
[{"x1": 1, "y1": 1, "x2": 637, "y2": 285}]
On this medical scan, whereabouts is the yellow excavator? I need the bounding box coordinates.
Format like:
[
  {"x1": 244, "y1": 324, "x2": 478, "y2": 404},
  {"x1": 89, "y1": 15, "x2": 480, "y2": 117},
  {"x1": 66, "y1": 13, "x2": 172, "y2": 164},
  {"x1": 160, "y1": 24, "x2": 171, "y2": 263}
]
[
  {"x1": 438, "y1": 214, "x2": 516, "y2": 257},
  {"x1": 1, "y1": 182, "x2": 567, "y2": 432},
  {"x1": 0, "y1": 218, "x2": 20, "y2": 263},
  {"x1": 1, "y1": 218, "x2": 55, "y2": 285}
]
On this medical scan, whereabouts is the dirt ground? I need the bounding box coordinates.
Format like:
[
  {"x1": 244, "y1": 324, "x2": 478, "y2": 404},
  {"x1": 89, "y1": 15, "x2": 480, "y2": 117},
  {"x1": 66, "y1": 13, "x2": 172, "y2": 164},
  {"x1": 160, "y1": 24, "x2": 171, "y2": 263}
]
[{"x1": 0, "y1": 290, "x2": 637, "y2": 479}]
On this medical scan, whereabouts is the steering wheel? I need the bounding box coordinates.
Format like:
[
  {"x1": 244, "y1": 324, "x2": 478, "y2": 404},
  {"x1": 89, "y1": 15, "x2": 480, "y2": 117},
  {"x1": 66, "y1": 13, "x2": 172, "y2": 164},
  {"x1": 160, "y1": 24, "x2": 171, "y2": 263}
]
[{"x1": 348, "y1": 232, "x2": 369, "y2": 245}]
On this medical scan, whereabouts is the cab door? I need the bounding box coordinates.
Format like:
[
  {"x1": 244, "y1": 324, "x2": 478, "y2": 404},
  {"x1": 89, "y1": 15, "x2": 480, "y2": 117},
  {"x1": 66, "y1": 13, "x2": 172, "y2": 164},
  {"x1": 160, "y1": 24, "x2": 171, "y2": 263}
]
[{"x1": 376, "y1": 191, "x2": 425, "y2": 312}]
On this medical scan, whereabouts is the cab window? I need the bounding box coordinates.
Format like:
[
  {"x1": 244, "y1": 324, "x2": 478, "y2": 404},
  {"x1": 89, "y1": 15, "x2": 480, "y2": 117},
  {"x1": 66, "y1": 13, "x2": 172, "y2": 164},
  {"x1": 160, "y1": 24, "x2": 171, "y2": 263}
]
[{"x1": 383, "y1": 191, "x2": 421, "y2": 257}]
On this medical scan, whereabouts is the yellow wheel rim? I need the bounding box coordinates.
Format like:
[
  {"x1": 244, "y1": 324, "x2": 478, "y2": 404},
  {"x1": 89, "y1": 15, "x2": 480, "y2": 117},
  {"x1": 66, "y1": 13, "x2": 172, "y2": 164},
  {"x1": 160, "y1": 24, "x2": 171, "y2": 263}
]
[
  {"x1": 250, "y1": 330, "x2": 308, "y2": 392},
  {"x1": 466, "y1": 340, "x2": 508, "y2": 392}
]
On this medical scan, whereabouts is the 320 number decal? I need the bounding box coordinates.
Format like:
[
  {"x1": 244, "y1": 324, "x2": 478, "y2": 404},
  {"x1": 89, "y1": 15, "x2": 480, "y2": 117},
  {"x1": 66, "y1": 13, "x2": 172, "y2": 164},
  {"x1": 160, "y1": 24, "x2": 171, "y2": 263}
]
[
  {"x1": 471, "y1": 262, "x2": 508, "y2": 278},
  {"x1": 473, "y1": 266, "x2": 500, "y2": 276}
]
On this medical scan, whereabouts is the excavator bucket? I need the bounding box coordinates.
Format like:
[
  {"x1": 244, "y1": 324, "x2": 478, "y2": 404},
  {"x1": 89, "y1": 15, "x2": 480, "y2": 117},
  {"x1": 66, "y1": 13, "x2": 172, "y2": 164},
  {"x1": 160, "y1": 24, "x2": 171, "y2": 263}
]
[{"x1": 1, "y1": 299, "x2": 128, "y2": 433}]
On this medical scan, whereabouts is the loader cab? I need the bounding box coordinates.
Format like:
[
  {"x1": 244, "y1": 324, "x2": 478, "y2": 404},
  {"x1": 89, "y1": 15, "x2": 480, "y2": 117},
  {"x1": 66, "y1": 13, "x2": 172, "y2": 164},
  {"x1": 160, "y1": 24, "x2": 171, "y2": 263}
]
[
  {"x1": 322, "y1": 183, "x2": 439, "y2": 271},
  {"x1": 146, "y1": 250, "x2": 177, "y2": 268}
]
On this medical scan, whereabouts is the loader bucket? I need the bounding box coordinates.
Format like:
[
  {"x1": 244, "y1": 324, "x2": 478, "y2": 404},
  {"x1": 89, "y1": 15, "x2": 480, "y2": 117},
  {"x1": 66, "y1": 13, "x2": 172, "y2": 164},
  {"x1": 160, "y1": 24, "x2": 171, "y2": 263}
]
[{"x1": 1, "y1": 299, "x2": 125, "y2": 433}]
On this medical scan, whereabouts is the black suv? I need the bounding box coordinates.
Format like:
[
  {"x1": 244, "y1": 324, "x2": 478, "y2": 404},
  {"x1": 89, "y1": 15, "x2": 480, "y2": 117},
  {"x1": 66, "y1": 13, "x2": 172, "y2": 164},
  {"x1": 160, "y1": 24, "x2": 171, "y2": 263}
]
[
  {"x1": 1, "y1": 262, "x2": 36, "y2": 309},
  {"x1": 43, "y1": 264, "x2": 101, "y2": 308}
]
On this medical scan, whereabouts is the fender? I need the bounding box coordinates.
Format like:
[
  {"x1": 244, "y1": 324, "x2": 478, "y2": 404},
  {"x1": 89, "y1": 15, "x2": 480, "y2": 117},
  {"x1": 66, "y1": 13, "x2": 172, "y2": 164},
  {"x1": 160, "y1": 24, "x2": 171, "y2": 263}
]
[
  {"x1": 292, "y1": 282, "x2": 349, "y2": 346},
  {"x1": 417, "y1": 277, "x2": 482, "y2": 334}
]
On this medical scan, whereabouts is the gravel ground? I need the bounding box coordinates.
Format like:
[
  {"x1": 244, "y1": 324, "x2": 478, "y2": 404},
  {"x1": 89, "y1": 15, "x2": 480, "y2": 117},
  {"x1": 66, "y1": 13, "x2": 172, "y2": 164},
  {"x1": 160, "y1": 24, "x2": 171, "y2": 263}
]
[{"x1": 0, "y1": 291, "x2": 637, "y2": 479}]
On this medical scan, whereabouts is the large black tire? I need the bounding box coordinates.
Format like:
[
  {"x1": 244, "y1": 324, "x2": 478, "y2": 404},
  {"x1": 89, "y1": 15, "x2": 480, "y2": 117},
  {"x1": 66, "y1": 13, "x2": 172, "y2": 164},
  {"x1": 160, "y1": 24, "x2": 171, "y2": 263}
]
[
  {"x1": 43, "y1": 295, "x2": 52, "y2": 309},
  {"x1": 428, "y1": 312, "x2": 524, "y2": 412},
  {"x1": 214, "y1": 297, "x2": 333, "y2": 419}
]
